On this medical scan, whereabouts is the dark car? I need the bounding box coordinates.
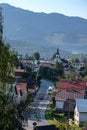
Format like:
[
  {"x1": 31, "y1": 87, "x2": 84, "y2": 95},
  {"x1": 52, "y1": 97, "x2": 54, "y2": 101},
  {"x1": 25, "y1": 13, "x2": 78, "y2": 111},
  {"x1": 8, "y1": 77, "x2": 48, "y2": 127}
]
[{"x1": 38, "y1": 94, "x2": 44, "y2": 100}]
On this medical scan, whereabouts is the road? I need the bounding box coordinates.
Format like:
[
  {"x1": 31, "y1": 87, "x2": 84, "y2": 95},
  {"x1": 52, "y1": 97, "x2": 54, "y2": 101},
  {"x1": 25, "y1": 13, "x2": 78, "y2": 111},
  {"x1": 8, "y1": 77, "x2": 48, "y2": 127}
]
[{"x1": 24, "y1": 79, "x2": 55, "y2": 130}]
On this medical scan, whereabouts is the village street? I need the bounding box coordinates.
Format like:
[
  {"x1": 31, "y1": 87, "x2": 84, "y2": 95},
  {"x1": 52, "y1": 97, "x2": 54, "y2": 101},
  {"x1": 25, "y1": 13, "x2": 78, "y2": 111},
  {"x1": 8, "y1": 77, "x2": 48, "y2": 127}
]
[{"x1": 24, "y1": 79, "x2": 55, "y2": 130}]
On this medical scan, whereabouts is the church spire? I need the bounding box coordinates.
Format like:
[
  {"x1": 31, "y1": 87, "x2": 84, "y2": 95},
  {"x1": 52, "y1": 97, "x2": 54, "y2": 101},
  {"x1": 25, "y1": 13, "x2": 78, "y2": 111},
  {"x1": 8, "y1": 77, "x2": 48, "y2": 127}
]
[{"x1": 56, "y1": 48, "x2": 61, "y2": 62}]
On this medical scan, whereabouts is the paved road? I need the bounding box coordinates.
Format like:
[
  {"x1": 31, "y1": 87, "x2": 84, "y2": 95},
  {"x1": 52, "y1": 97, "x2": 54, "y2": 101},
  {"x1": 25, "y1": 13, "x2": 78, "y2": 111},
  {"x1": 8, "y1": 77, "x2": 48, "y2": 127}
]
[{"x1": 24, "y1": 79, "x2": 55, "y2": 130}]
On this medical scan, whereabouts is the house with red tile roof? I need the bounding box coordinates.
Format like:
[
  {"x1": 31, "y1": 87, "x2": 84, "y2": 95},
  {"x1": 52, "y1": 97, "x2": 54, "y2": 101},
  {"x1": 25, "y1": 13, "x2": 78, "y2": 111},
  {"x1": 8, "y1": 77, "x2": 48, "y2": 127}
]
[
  {"x1": 42, "y1": 63, "x2": 55, "y2": 68},
  {"x1": 20, "y1": 60, "x2": 33, "y2": 68},
  {"x1": 14, "y1": 67, "x2": 25, "y2": 78},
  {"x1": 55, "y1": 79, "x2": 86, "y2": 111},
  {"x1": 14, "y1": 82, "x2": 27, "y2": 104}
]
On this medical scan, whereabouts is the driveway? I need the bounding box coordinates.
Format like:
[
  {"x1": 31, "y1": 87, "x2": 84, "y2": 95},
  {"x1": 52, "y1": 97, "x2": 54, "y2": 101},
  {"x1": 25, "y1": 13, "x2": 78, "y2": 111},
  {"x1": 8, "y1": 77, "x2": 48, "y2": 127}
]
[{"x1": 24, "y1": 79, "x2": 55, "y2": 130}]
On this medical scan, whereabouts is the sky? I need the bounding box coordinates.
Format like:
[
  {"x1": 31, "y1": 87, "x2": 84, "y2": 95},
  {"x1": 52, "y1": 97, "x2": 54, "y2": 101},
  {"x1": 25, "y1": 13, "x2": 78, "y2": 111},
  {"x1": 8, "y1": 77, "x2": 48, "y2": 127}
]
[{"x1": 0, "y1": 0, "x2": 87, "y2": 19}]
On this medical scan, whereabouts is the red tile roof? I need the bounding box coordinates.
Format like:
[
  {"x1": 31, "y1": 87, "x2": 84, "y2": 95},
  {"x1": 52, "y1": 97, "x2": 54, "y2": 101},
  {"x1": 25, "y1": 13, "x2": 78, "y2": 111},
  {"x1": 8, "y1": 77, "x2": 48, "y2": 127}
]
[
  {"x1": 56, "y1": 80, "x2": 86, "y2": 90},
  {"x1": 55, "y1": 89, "x2": 84, "y2": 101},
  {"x1": 16, "y1": 82, "x2": 27, "y2": 95},
  {"x1": 42, "y1": 63, "x2": 55, "y2": 68},
  {"x1": 14, "y1": 68, "x2": 25, "y2": 73},
  {"x1": 14, "y1": 68, "x2": 25, "y2": 77},
  {"x1": 55, "y1": 80, "x2": 86, "y2": 101}
]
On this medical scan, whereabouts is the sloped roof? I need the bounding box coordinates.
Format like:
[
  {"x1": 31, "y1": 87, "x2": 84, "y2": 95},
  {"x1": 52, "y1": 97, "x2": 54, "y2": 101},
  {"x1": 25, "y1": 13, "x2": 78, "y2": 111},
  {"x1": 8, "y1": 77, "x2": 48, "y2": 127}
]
[
  {"x1": 35, "y1": 125, "x2": 57, "y2": 130},
  {"x1": 42, "y1": 63, "x2": 55, "y2": 68},
  {"x1": 76, "y1": 99, "x2": 87, "y2": 112},
  {"x1": 16, "y1": 82, "x2": 27, "y2": 95},
  {"x1": 55, "y1": 80, "x2": 86, "y2": 101},
  {"x1": 55, "y1": 89, "x2": 84, "y2": 101},
  {"x1": 14, "y1": 68, "x2": 25, "y2": 73},
  {"x1": 56, "y1": 80, "x2": 86, "y2": 90}
]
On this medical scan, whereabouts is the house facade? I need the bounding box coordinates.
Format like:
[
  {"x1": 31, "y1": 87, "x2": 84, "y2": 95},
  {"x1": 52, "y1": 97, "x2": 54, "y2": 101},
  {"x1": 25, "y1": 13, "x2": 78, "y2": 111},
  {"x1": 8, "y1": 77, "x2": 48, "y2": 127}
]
[
  {"x1": 14, "y1": 81, "x2": 27, "y2": 104},
  {"x1": 74, "y1": 99, "x2": 87, "y2": 126},
  {"x1": 63, "y1": 99, "x2": 75, "y2": 119},
  {"x1": 14, "y1": 68, "x2": 25, "y2": 78},
  {"x1": 55, "y1": 80, "x2": 86, "y2": 111}
]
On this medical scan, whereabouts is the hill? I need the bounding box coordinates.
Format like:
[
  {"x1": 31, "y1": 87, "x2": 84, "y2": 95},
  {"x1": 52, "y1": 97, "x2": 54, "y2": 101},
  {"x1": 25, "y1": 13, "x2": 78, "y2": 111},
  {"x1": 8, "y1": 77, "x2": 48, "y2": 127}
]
[{"x1": 0, "y1": 3, "x2": 87, "y2": 57}]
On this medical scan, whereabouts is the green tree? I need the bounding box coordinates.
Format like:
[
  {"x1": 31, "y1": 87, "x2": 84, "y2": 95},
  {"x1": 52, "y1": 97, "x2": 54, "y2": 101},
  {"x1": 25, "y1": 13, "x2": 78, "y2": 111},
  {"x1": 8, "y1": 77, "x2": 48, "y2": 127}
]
[
  {"x1": 51, "y1": 52, "x2": 56, "y2": 60},
  {"x1": 0, "y1": 9, "x2": 40, "y2": 129},
  {"x1": 39, "y1": 66, "x2": 59, "y2": 81},
  {"x1": 66, "y1": 66, "x2": 75, "y2": 80},
  {"x1": 0, "y1": 83, "x2": 18, "y2": 130},
  {"x1": 33, "y1": 52, "x2": 40, "y2": 60},
  {"x1": 83, "y1": 120, "x2": 87, "y2": 128},
  {"x1": 56, "y1": 62, "x2": 64, "y2": 78},
  {"x1": 71, "y1": 56, "x2": 80, "y2": 63},
  {"x1": 0, "y1": 9, "x2": 22, "y2": 130},
  {"x1": 25, "y1": 53, "x2": 29, "y2": 60},
  {"x1": 80, "y1": 65, "x2": 87, "y2": 77}
]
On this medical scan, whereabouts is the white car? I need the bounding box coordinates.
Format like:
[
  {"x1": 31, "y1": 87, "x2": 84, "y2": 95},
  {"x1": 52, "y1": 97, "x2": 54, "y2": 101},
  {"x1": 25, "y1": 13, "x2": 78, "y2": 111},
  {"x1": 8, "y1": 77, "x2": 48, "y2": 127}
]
[
  {"x1": 48, "y1": 86, "x2": 53, "y2": 91},
  {"x1": 47, "y1": 86, "x2": 54, "y2": 94}
]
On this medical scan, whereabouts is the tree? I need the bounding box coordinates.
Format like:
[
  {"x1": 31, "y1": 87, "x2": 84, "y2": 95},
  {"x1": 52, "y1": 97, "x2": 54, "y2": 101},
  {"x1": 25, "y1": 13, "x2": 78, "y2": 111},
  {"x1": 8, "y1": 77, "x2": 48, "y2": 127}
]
[
  {"x1": 66, "y1": 66, "x2": 75, "y2": 80},
  {"x1": 83, "y1": 120, "x2": 87, "y2": 128},
  {"x1": 0, "y1": 83, "x2": 18, "y2": 130},
  {"x1": 25, "y1": 53, "x2": 29, "y2": 60},
  {"x1": 39, "y1": 66, "x2": 59, "y2": 81},
  {"x1": 51, "y1": 52, "x2": 56, "y2": 60},
  {"x1": 71, "y1": 56, "x2": 80, "y2": 63},
  {"x1": 56, "y1": 62, "x2": 64, "y2": 78},
  {"x1": 33, "y1": 52, "x2": 40, "y2": 60},
  {"x1": 0, "y1": 7, "x2": 3, "y2": 40},
  {"x1": 0, "y1": 9, "x2": 22, "y2": 130},
  {"x1": 0, "y1": 9, "x2": 40, "y2": 129},
  {"x1": 80, "y1": 65, "x2": 87, "y2": 78}
]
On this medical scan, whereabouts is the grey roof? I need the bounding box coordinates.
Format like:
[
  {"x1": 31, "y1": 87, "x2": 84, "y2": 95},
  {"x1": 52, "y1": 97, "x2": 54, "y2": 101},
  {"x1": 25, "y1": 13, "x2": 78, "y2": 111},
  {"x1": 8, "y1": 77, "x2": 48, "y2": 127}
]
[
  {"x1": 75, "y1": 99, "x2": 87, "y2": 112},
  {"x1": 35, "y1": 125, "x2": 58, "y2": 130}
]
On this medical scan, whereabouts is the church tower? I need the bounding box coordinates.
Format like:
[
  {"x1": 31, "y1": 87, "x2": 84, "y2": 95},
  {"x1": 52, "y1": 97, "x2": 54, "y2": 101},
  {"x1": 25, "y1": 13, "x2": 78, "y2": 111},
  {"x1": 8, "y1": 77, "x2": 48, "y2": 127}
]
[{"x1": 56, "y1": 48, "x2": 61, "y2": 63}]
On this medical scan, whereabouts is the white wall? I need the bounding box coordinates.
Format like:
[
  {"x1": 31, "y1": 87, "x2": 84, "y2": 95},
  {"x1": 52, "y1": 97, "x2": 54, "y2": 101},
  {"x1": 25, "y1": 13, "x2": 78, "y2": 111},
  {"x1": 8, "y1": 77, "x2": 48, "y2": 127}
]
[
  {"x1": 74, "y1": 104, "x2": 79, "y2": 126},
  {"x1": 74, "y1": 104, "x2": 87, "y2": 126}
]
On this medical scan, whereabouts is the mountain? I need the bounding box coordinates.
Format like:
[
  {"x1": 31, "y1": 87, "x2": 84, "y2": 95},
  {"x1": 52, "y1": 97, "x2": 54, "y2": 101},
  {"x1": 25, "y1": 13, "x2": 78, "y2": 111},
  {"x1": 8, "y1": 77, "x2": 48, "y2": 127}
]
[{"x1": 0, "y1": 3, "x2": 87, "y2": 57}]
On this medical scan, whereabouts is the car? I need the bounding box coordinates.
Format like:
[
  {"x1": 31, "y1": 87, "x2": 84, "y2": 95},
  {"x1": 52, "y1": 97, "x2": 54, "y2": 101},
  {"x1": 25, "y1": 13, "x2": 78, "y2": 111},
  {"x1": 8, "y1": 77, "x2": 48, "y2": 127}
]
[
  {"x1": 48, "y1": 86, "x2": 53, "y2": 91},
  {"x1": 47, "y1": 86, "x2": 54, "y2": 94},
  {"x1": 38, "y1": 95, "x2": 44, "y2": 100}
]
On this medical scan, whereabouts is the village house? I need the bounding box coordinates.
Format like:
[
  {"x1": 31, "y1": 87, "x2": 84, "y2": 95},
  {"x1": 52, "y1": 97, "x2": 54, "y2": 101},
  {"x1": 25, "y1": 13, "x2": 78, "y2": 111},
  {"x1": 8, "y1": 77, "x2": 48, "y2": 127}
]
[
  {"x1": 74, "y1": 99, "x2": 87, "y2": 126},
  {"x1": 63, "y1": 99, "x2": 75, "y2": 119},
  {"x1": 42, "y1": 62, "x2": 55, "y2": 68},
  {"x1": 20, "y1": 60, "x2": 33, "y2": 69},
  {"x1": 14, "y1": 68, "x2": 25, "y2": 78},
  {"x1": 72, "y1": 62, "x2": 85, "y2": 70},
  {"x1": 55, "y1": 80, "x2": 86, "y2": 114},
  {"x1": 14, "y1": 81, "x2": 27, "y2": 104}
]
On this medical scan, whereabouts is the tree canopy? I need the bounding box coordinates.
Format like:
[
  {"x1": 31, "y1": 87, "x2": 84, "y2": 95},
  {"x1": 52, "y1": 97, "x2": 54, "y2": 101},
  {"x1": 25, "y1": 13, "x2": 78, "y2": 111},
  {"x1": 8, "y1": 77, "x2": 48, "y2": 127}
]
[
  {"x1": 0, "y1": 9, "x2": 21, "y2": 130},
  {"x1": 33, "y1": 52, "x2": 40, "y2": 60}
]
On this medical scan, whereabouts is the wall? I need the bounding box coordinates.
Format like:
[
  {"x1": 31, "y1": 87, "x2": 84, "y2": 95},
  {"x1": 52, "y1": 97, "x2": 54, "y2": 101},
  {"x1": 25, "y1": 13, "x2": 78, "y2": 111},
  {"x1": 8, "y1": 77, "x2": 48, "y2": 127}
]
[
  {"x1": 74, "y1": 104, "x2": 80, "y2": 126},
  {"x1": 56, "y1": 100, "x2": 64, "y2": 109},
  {"x1": 80, "y1": 113, "x2": 87, "y2": 122}
]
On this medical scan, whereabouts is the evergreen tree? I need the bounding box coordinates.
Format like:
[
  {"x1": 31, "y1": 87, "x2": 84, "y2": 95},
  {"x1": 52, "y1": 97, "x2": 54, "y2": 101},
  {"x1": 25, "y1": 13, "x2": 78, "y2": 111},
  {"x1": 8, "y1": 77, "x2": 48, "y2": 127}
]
[{"x1": 33, "y1": 52, "x2": 40, "y2": 60}]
